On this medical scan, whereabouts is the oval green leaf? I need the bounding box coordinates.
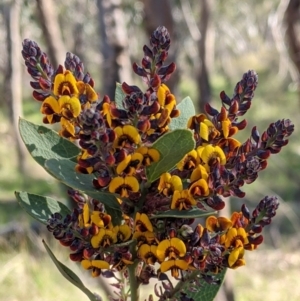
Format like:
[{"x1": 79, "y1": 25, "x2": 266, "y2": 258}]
[
  {"x1": 19, "y1": 118, "x2": 80, "y2": 167},
  {"x1": 169, "y1": 96, "x2": 196, "y2": 130},
  {"x1": 43, "y1": 240, "x2": 98, "y2": 301},
  {"x1": 15, "y1": 191, "x2": 71, "y2": 224},
  {"x1": 146, "y1": 129, "x2": 195, "y2": 183},
  {"x1": 115, "y1": 82, "x2": 126, "y2": 109},
  {"x1": 44, "y1": 158, "x2": 122, "y2": 224},
  {"x1": 185, "y1": 269, "x2": 227, "y2": 301}
]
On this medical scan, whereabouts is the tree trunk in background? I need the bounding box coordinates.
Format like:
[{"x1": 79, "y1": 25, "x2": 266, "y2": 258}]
[
  {"x1": 3, "y1": 0, "x2": 26, "y2": 173},
  {"x1": 142, "y1": 0, "x2": 179, "y2": 95},
  {"x1": 36, "y1": 0, "x2": 66, "y2": 67},
  {"x1": 197, "y1": 0, "x2": 212, "y2": 112},
  {"x1": 97, "y1": 0, "x2": 132, "y2": 99},
  {"x1": 284, "y1": 0, "x2": 300, "y2": 102}
]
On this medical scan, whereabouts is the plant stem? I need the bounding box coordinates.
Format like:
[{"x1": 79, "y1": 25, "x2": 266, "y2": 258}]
[
  {"x1": 128, "y1": 241, "x2": 140, "y2": 301},
  {"x1": 127, "y1": 260, "x2": 140, "y2": 301}
]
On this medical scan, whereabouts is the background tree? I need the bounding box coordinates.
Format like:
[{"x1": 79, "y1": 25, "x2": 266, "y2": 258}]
[
  {"x1": 35, "y1": 0, "x2": 66, "y2": 66},
  {"x1": 97, "y1": 0, "x2": 132, "y2": 99},
  {"x1": 284, "y1": 0, "x2": 300, "y2": 101},
  {"x1": 2, "y1": 0, "x2": 26, "y2": 173}
]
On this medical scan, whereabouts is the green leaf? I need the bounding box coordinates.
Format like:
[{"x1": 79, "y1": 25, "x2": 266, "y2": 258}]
[
  {"x1": 115, "y1": 82, "x2": 126, "y2": 109},
  {"x1": 186, "y1": 269, "x2": 227, "y2": 301},
  {"x1": 19, "y1": 118, "x2": 80, "y2": 167},
  {"x1": 150, "y1": 207, "x2": 216, "y2": 219},
  {"x1": 43, "y1": 240, "x2": 98, "y2": 301},
  {"x1": 15, "y1": 191, "x2": 71, "y2": 224},
  {"x1": 146, "y1": 129, "x2": 195, "y2": 183},
  {"x1": 44, "y1": 158, "x2": 122, "y2": 223},
  {"x1": 169, "y1": 96, "x2": 196, "y2": 130}
]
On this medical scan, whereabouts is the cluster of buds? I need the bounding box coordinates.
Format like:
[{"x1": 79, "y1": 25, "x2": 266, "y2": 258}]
[{"x1": 22, "y1": 26, "x2": 294, "y2": 300}]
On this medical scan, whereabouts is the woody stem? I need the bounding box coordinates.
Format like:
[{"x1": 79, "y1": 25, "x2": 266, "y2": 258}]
[{"x1": 127, "y1": 241, "x2": 140, "y2": 301}]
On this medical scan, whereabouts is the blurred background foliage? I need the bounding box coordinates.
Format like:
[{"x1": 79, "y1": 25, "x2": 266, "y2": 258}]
[{"x1": 0, "y1": 0, "x2": 300, "y2": 301}]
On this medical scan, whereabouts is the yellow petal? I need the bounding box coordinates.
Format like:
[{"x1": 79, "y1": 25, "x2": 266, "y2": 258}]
[
  {"x1": 81, "y1": 259, "x2": 92, "y2": 270},
  {"x1": 140, "y1": 213, "x2": 153, "y2": 232},
  {"x1": 222, "y1": 120, "x2": 231, "y2": 138},
  {"x1": 157, "y1": 239, "x2": 171, "y2": 262},
  {"x1": 200, "y1": 122, "x2": 209, "y2": 140},
  {"x1": 91, "y1": 260, "x2": 110, "y2": 269},
  {"x1": 54, "y1": 71, "x2": 78, "y2": 96},
  {"x1": 190, "y1": 165, "x2": 208, "y2": 182},
  {"x1": 91, "y1": 228, "x2": 105, "y2": 248},
  {"x1": 170, "y1": 175, "x2": 183, "y2": 191},
  {"x1": 91, "y1": 211, "x2": 104, "y2": 228},
  {"x1": 64, "y1": 71, "x2": 79, "y2": 94},
  {"x1": 214, "y1": 146, "x2": 226, "y2": 165},
  {"x1": 124, "y1": 176, "x2": 140, "y2": 192},
  {"x1": 225, "y1": 228, "x2": 238, "y2": 248},
  {"x1": 206, "y1": 216, "x2": 218, "y2": 232},
  {"x1": 174, "y1": 259, "x2": 189, "y2": 271},
  {"x1": 53, "y1": 73, "x2": 65, "y2": 96},
  {"x1": 189, "y1": 178, "x2": 209, "y2": 197},
  {"x1": 122, "y1": 125, "x2": 141, "y2": 145},
  {"x1": 139, "y1": 244, "x2": 151, "y2": 258},
  {"x1": 170, "y1": 238, "x2": 186, "y2": 256},
  {"x1": 41, "y1": 96, "x2": 60, "y2": 114},
  {"x1": 58, "y1": 95, "x2": 81, "y2": 117},
  {"x1": 148, "y1": 148, "x2": 160, "y2": 162},
  {"x1": 109, "y1": 177, "x2": 124, "y2": 193},
  {"x1": 157, "y1": 84, "x2": 170, "y2": 106},
  {"x1": 116, "y1": 155, "x2": 131, "y2": 175},
  {"x1": 228, "y1": 246, "x2": 244, "y2": 267},
  {"x1": 83, "y1": 203, "x2": 90, "y2": 226}
]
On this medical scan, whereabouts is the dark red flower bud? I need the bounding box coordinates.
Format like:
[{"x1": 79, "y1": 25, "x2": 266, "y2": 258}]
[
  {"x1": 69, "y1": 251, "x2": 83, "y2": 262},
  {"x1": 248, "y1": 235, "x2": 263, "y2": 245},
  {"x1": 150, "y1": 74, "x2": 161, "y2": 89},
  {"x1": 220, "y1": 91, "x2": 231, "y2": 105},
  {"x1": 122, "y1": 82, "x2": 142, "y2": 94},
  {"x1": 80, "y1": 228, "x2": 89, "y2": 237},
  {"x1": 143, "y1": 45, "x2": 154, "y2": 59},
  {"x1": 241, "y1": 204, "x2": 250, "y2": 220},
  {"x1": 260, "y1": 160, "x2": 268, "y2": 170},
  {"x1": 59, "y1": 239, "x2": 73, "y2": 247},
  {"x1": 234, "y1": 119, "x2": 247, "y2": 130},
  {"x1": 55, "y1": 64, "x2": 64, "y2": 75},
  {"x1": 206, "y1": 196, "x2": 225, "y2": 210},
  {"x1": 218, "y1": 106, "x2": 227, "y2": 122},
  {"x1": 137, "y1": 119, "x2": 151, "y2": 133},
  {"x1": 141, "y1": 101, "x2": 160, "y2": 116},
  {"x1": 205, "y1": 103, "x2": 219, "y2": 116},
  {"x1": 105, "y1": 154, "x2": 116, "y2": 166},
  {"x1": 132, "y1": 62, "x2": 148, "y2": 77},
  {"x1": 32, "y1": 90, "x2": 49, "y2": 101},
  {"x1": 200, "y1": 228, "x2": 210, "y2": 246},
  {"x1": 89, "y1": 224, "x2": 99, "y2": 236},
  {"x1": 30, "y1": 81, "x2": 41, "y2": 90},
  {"x1": 256, "y1": 150, "x2": 270, "y2": 160},
  {"x1": 83, "y1": 248, "x2": 95, "y2": 259},
  {"x1": 97, "y1": 175, "x2": 111, "y2": 188},
  {"x1": 142, "y1": 57, "x2": 151, "y2": 69},
  {"x1": 168, "y1": 228, "x2": 176, "y2": 238},
  {"x1": 251, "y1": 224, "x2": 262, "y2": 233},
  {"x1": 239, "y1": 101, "x2": 251, "y2": 112},
  {"x1": 251, "y1": 126, "x2": 260, "y2": 144}
]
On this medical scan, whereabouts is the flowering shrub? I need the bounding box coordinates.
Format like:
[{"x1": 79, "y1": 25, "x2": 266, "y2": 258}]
[{"x1": 16, "y1": 26, "x2": 294, "y2": 301}]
